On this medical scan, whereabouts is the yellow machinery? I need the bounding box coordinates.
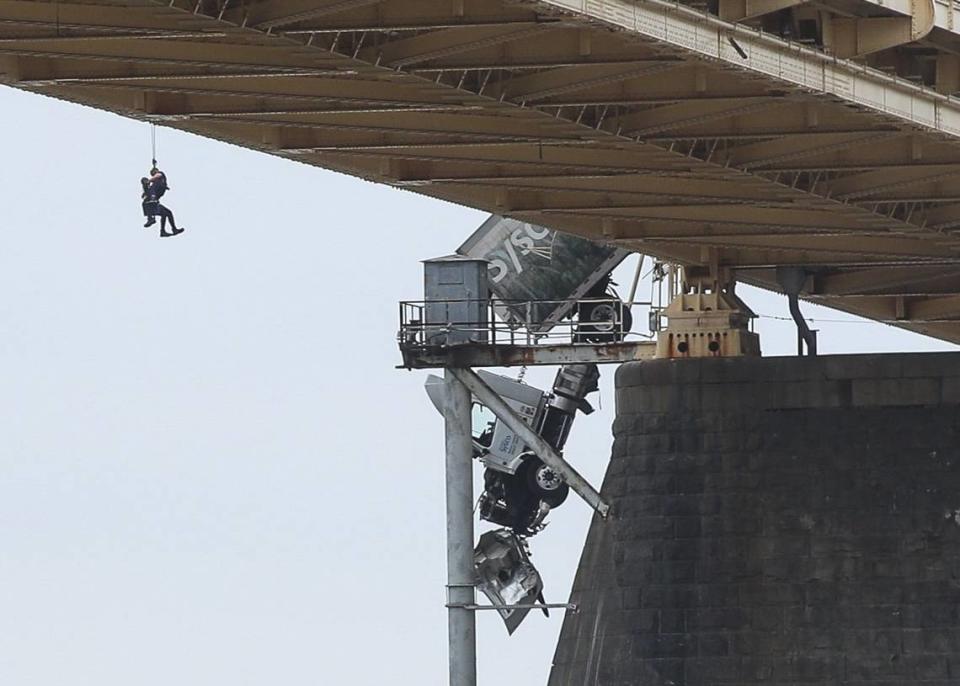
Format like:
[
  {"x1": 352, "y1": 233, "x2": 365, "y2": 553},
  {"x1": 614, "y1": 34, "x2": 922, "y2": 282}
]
[{"x1": 656, "y1": 267, "x2": 761, "y2": 359}]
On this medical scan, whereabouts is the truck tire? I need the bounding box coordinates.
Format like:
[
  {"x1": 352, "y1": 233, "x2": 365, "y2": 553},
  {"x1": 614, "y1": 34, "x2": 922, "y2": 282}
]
[
  {"x1": 523, "y1": 459, "x2": 569, "y2": 508},
  {"x1": 577, "y1": 299, "x2": 633, "y2": 343}
]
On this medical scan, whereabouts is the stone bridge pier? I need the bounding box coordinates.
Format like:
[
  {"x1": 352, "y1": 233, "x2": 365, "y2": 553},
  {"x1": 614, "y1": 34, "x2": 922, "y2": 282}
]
[{"x1": 550, "y1": 353, "x2": 960, "y2": 686}]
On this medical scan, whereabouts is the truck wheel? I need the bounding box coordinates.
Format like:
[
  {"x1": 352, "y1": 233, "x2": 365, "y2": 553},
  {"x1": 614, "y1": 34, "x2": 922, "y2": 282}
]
[
  {"x1": 620, "y1": 304, "x2": 634, "y2": 339},
  {"x1": 524, "y1": 459, "x2": 569, "y2": 508},
  {"x1": 578, "y1": 300, "x2": 632, "y2": 343}
]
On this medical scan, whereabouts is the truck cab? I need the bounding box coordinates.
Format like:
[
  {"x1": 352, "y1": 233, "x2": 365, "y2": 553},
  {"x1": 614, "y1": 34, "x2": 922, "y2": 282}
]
[
  {"x1": 426, "y1": 370, "x2": 545, "y2": 474},
  {"x1": 425, "y1": 362, "x2": 599, "y2": 536}
]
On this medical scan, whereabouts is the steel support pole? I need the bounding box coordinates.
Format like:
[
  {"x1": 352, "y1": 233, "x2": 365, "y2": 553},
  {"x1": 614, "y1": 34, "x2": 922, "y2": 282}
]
[
  {"x1": 443, "y1": 368, "x2": 477, "y2": 686},
  {"x1": 626, "y1": 254, "x2": 645, "y2": 307}
]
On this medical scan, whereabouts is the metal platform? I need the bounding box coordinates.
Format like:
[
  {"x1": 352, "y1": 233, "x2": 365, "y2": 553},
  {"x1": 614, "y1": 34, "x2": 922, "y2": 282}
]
[
  {"x1": 6, "y1": 0, "x2": 960, "y2": 340},
  {"x1": 400, "y1": 340, "x2": 655, "y2": 368},
  {"x1": 398, "y1": 296, "x2": 656, "y2": 367}
]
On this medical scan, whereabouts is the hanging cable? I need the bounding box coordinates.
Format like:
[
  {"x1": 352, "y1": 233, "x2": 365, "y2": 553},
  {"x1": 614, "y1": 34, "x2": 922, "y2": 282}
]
[{"x1": 150, "y1": 124, "x2": 157, "y2": 167}]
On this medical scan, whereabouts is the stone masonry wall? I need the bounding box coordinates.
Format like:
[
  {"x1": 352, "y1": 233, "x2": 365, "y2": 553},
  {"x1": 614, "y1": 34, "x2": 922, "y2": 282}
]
[{"x1": 550, "y1": 353, "x2": 960, "y2": 686}]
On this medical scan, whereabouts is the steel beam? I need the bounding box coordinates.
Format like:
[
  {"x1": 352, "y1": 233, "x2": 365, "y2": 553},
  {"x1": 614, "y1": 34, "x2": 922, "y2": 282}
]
[
  {"x1": 367, "y1": 22, "x2": 559, "y2": 68},
  {"x1": 496, "y1": 61, "x2": 680, "y2": 102},
  {"x1": 809, "y1": 266, "x2": 960, "y2": 297},
  {"x1": 253, "y1": 0, "x2": 386, "y2": 30},
  {"x1": 401, "y1": 341, "x2": 656, "y2": 369}
]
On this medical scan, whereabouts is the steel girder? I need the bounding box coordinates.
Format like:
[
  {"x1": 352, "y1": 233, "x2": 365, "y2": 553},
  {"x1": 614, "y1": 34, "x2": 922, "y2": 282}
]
[{"x1": 5, "y1": 0, "x2": 960, "y2": 340}]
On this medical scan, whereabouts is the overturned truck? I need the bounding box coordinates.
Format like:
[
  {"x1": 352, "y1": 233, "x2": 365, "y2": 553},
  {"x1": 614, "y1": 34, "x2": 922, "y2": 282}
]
[
  {"x1": 424, "y1": 215, "x2": 632, "y2": 632},
  {"x1": 427, "y1": 364, "x2": 600, "y2": 536}
]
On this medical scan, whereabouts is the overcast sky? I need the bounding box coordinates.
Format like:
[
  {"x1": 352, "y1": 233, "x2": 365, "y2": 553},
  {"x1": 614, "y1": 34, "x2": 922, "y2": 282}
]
[{"x1": 0, "y1": 87, "x2": 956, "y2": 685}]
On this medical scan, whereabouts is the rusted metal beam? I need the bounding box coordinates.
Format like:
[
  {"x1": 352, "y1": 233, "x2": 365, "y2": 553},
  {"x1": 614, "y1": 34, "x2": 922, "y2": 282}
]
[{"x1": 400, "y1": 341, "x2": 655, "y2": 369}]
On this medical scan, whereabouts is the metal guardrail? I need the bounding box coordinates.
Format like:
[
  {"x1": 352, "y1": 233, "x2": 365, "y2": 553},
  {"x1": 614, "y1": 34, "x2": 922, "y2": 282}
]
[
  {"x1": 398, "y1": 296, "x2": 640, "y2": 349},
  {"x1": 397, "y1": 297, "x2": 657, "y2": 368}
]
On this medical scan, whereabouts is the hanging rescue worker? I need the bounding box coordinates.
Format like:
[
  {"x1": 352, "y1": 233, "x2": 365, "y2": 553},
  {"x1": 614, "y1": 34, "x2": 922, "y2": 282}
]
[{"x1": 141, "y1": 166, "x2": 184, "y2": 238}]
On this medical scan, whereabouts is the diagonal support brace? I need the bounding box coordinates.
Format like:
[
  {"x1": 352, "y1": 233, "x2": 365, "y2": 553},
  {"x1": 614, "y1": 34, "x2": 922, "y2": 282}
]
[{"x1": 449, "y1": 368, "x2": 610, "y2": 518}]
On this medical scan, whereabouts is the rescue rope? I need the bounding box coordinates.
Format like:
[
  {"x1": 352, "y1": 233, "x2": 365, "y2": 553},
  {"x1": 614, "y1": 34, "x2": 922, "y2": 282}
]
[{"x1": 150, "y1": 123, "x2": 157, "y2": 166}]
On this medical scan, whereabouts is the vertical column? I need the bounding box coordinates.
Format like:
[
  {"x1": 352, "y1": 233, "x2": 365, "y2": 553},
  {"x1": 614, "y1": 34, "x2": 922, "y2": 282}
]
[{"x1": 443, "y1": 368, "x2": 476, "y2": 686}]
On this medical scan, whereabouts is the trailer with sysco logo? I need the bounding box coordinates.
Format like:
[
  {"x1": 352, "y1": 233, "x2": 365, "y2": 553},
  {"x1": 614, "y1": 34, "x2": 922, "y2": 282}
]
[{"x1": 456, "y1": 215, "x2": 632, "y2": 340}]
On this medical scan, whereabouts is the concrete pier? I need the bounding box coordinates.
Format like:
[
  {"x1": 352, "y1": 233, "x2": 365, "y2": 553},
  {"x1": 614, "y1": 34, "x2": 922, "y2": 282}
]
[{"x1": 550, "y1": 353, "x2": 960, "y2": 686}]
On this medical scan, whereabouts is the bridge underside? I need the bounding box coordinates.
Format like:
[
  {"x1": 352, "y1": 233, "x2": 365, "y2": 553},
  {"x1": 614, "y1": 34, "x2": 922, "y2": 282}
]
[{"x1": 5, "y1": 0, "x2": 960, "y2": 342}]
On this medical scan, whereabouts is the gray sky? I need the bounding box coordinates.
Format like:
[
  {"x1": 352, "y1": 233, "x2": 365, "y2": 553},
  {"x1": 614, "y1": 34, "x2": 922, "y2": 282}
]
[{"x1": 0, "y1": 87, "x2": 956, "y2": 685}]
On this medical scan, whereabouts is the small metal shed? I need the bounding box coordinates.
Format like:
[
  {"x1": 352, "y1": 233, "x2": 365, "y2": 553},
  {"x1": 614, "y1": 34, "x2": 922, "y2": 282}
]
[{"x1": 423, "y1": 254, "x2": 490, "y2": 346}]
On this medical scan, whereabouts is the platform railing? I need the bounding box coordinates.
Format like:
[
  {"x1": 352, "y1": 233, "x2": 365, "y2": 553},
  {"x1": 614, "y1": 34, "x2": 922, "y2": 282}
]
[{"x1": 398, "y1": 296, "x2": 640, "y2": 351}]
